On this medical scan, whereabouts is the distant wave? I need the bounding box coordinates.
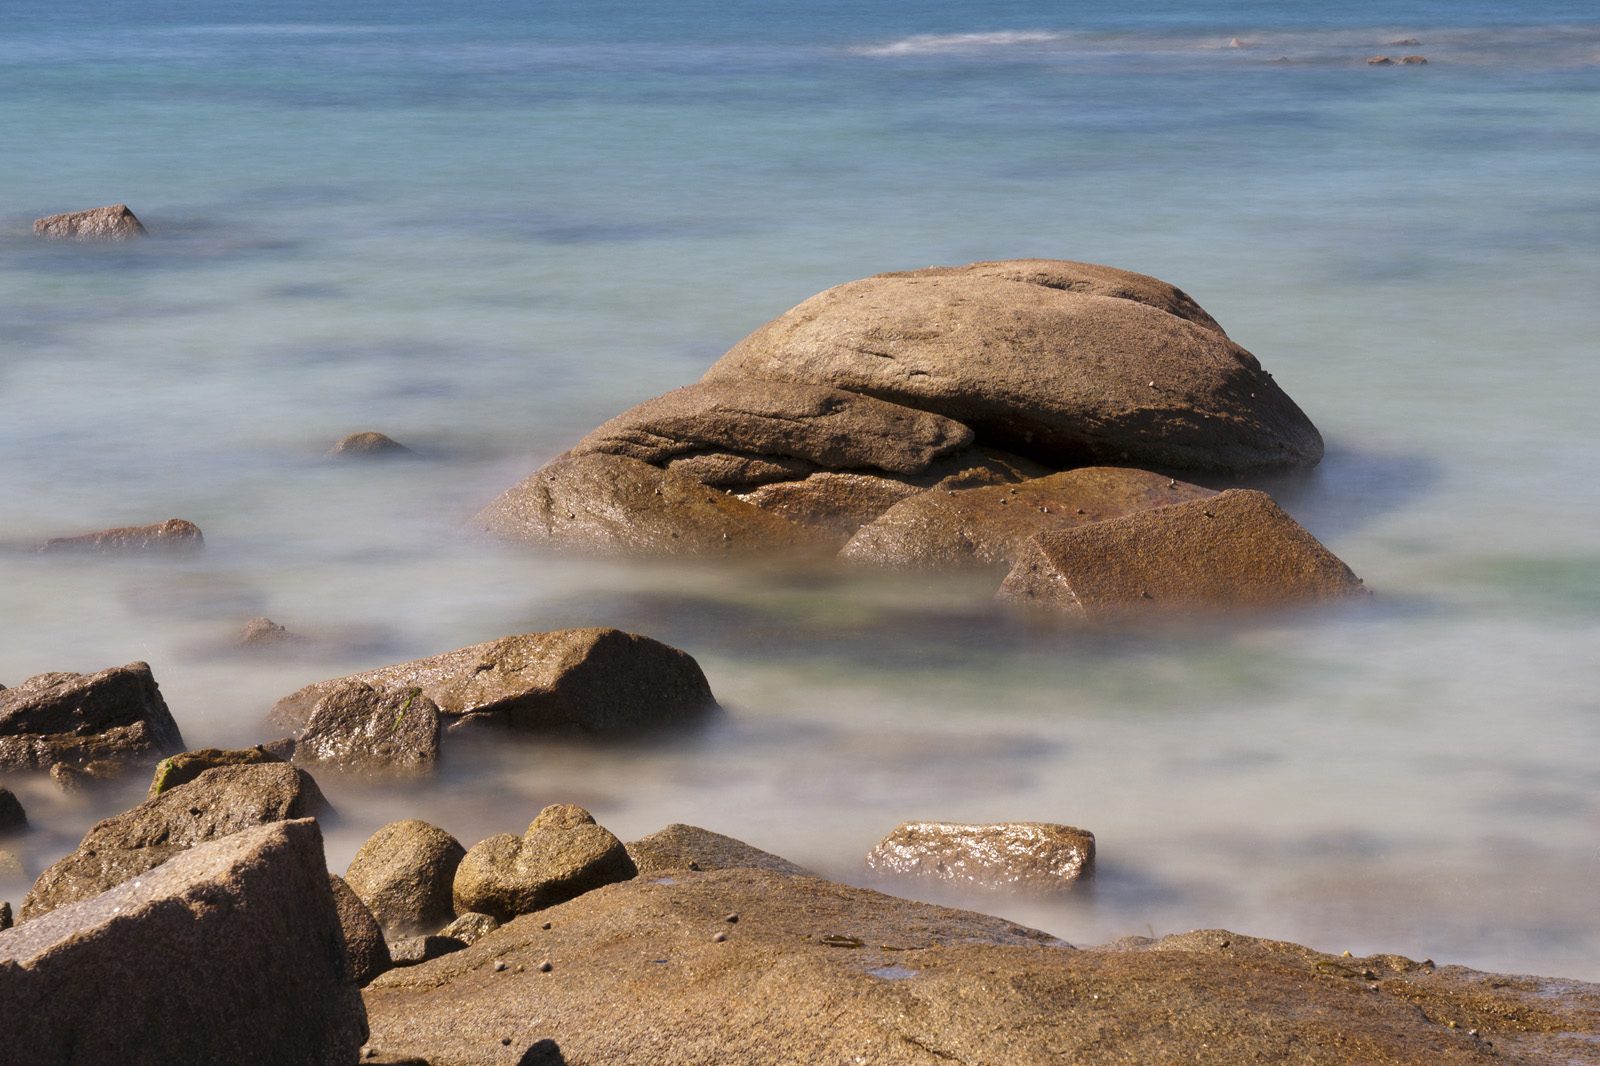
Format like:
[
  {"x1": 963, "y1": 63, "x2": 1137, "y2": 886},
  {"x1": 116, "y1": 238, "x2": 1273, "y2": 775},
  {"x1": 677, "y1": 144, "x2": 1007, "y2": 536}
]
[{"x1": 851, "y1": 31, "x2": 1063, "y2": 57}]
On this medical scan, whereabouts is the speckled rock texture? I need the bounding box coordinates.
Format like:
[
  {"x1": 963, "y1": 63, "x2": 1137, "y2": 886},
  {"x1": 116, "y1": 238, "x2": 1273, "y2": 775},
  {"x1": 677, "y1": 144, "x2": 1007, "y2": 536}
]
[
  {"x1": 842, "y1": 466, "x2": 1219, "y2": 571},
  {"x1": 702, "y1": 259, "x2": 1323, "y2": 474},
  {"x1": 453, "y1": 804, "x2": 636, "y2": 922},
  {"x1": 345, "y1": 819, "x2": 466, "y2": 938},
  {"x1": 998, "y1": 488, "x2": 1369, "y2": 619},
  {"x1": 625, "y1": 823, "x2": 814, "y2": 877},
  {"x1": 33, "y1": 204, "x2": 147, "y2": 241},
  {"x1": 269, "y1": 628, "x2": 717, "y2": 736},
  {"x1": 0, "y1": 819, "x2": 368, "y2": 1066},
  {"x1": 37, "y1": 518, "x2": 203, "y2": 553},
  {"x1": 0, "y1": 661, "x2": 186, "y2": 773},
  {"x1": 363, "y1": 863, "x2": 1600, "y2": 1066},
  {"x1": 291, "y1": 682, "x2": 442, "y2": 775},
  {"x1": 330, "y1": 873, "x2": 392, "y2": 986},
  {"x1": 21, "y1": 762, "x2": 328, "y2": 920},
  {"x1": 864, "y1": 820, "x2": 1095, "y2": 896},
  {"x1": 147, "y1": 745, "x2": 285, "y2": 799}
]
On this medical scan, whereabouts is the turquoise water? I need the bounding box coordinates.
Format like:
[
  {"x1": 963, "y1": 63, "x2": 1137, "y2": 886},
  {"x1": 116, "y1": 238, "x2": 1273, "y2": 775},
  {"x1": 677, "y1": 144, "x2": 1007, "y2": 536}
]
[{"x1": 3, "y1": 2, "x2": 1599, "y2": 981}]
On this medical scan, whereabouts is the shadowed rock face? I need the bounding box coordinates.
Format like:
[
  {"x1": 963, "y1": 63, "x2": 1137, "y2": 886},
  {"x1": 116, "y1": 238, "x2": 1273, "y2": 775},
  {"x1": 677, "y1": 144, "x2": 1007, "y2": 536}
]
[
  {"x1": 345, "y1": 820, "x2": 466, "y2": 939},
  {"x1": 362, "y1": 864, "x2": 1600, "y2": 1066},
  {"x1": 0, "y1": 662, "x2": 186, "y2": 774},
  {"x1": 864, "y1": 821, "x2": 1095, "y2": 896},
  {"x1": 0, "y1": 788, "x2": 25, "y2": 835},
  {"x1": 38, "y1": 518, "x2": 203, "y2": 554},
  {"x1": 329, "y1": 873, "x2": 392, "y2": 986},
  {"x1": 703, "y1": 259, "x2": 1323, "y2": 474},
  {"x1": 453, "y1": 804, "x2": 636, "y2": 922},
  {"x1": 33, "y1": 204, "x2": 147, "y2": 241},
  {"x1": 0, "y1": 819, "x2": 369, "y2": 1066},
  {"x1": 998, "y1": 488, "x2": 1369, "y2": 619}
]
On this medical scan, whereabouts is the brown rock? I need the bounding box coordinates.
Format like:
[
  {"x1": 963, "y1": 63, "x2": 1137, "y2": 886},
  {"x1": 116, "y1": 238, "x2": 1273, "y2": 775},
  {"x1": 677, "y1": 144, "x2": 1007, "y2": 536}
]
[
  {"x1": 0, "y1": 901, "x2": 10, "y2": 929},
  {"x1": 1390, "y1": 38, "x2": 1420, "y2": 46},
  {"x1": 841, "y1": 466, "x2": 1219, "y2": 571},
  {"x1": 21, "y1": 762, "x2": 329, "y2": 920},
  {"x1": 0, "y1": 819, "x2": 369, "y2": 1065},
  {"x1": 475, "y1": 450, "x2": 827, "y2": 556},
  {"x1": 32, "y1": 204, "x2": 147, "y2": 242},
  {"x1": 997, "y1": 488, "x2": 1369, "y2": 620},
  {"x1": 864, "y1": 821, "x2": 1095, "y2": 896},
  {"x1": 439, "y1": 912, "x2": 500, "y2": 945},
  {"x1": 292, "y1": 683, "x2": 441, "y2": 776},
  {"x1": 1399, "y1": 55, "x2": 1428, "y2": 65},
  {"x1": 0, "y1": 661, "x2": 186, "y2": 773},
  {"x1": 452, "y1": 804, "x2": 636, "y2": 922},
  {"x1": 328, "y1": 431, "x2": 414, "y2": 458},
  {"x1": 388, "y1": 934, "x2": 468, "y2": 967},
  {"x1": 237, "y1": 617, "x2": 302, "y2": 647},
  {"x1": 269, "y1": 627, "x2": 717, "y2": 736},
  {"x1": 330, "y1": 873, "x2": 392, "y2": 986},
  {"x1": 345, "y1": 820, "x2": 466, "y2": 938},
  {"x1": 38, "y1": 518, "x2": 203, "y2": 554},
  {"x1": 364, "y1": 863, "x2": 1600, "y2": 1065},
  {"x1": 625, "y1": 823, "x2": 814, "y2": 877},
  {"x1": 1368, "y1": 55, "x2": 1395, "y2": 65},
  {"x1": 147, "y1": 745, "x2": 285, "y2": 799},
  {"x1": 702, "y1": 259, "x2": 1323, "y2": 474},
  {"x1": 0, "y1": 788, "x2": 27, "y2": 835}
]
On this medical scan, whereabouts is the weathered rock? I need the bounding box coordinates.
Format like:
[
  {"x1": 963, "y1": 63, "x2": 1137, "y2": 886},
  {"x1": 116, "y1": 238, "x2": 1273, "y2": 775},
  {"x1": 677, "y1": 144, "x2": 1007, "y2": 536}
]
[
  {"x1": 0, "y1": 819, "x2": 369, "y2": 1065},
  {"x1": 439, "y1": 911, "x2": 500, "y2": 945},
  {"x1": 47, "y1": 760, "x2": 123, "y2": 792},
  {"x1": 388, "y1": 934, "x2": 467, "y2": 967},
  {"x1": 842, "y1": 466, "x2": 1219, "y2": 571},
  {"x1": 1399, "y1": 54, "x2": 1428, "y2": 64},
  {"x1": 330, "y1": 873, "x2": 392, "y2": 986},
  {"x1": 21, "y1": 762, "x2": 329, "y2": 920},
  {"x1": 345, "y1": 820, "x2": 466, "y2": 938},
  {"x1": 0, "y1": 787, "x2": 26, "y2": 834},
  {"x1": 292, "y1": 682, "x2": 441, "y2": 775},
  {"x1": 625, "y1": 823, "x2": 814, "y2": 877},
  {"x1": 702, "y1": 259, "x2": 1323, "y2": 474},
  {"x1": 38, "y1": 518, "x2": 203, "y2": 554},
  {"x1": 0, "y1": 661, "x2": 186, "y2": 773},
  {"x1": 269, "y1": 628, "x2": 717, "y2": 736},
  {"x1": 453, "y1": 804, "x2": 636, "y2": 922},
  {"x1": 364, "y1": 863, "x2": 1600, "y2": 1066},
  {"x1": 0, "y1": 900, "x2": 11, "y2": 929},
  {"x1": 32, "y1": 204, "x2": 147, "y2": 242},
  {"x1": 997, "y1": 488, "x2": 1368, "y2": 619},
  {"x1": 1368, "y1": 55, "x2": 1395, "y2": 65},
  {"x1": 328, "y1": 431, "x2": 414, "y2": 458},
  {"x1": 237, "y1": 617, "x2": 303, "y2": 647},
  {"x1": 476, "y1": 450, "x2": 827, "y2": 556},
  {"x1": 864, "y1": 820, "x2": 1095, "y2": 896},
  {"x1": 147, "y1": 745, "x2": 285, "y2": 799}
]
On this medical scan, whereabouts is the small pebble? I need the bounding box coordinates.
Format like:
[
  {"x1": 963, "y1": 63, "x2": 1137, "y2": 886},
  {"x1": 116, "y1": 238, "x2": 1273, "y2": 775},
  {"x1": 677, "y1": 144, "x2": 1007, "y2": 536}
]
[
  {"x1": 725, "y1": 913, "x2": 739, "y2": 923},
  {"x1": 712, "y1": 932, "x2": 727, "y2": 943},
  {"x1": 494, "y1": 960, "x2": 508, "y2": 972},
  {"x1": 541, "y1": 921, "x2": 552, "y2": 930},
  {"x1": 501, "y1": 1037, "x2": 512, "y2": 1046},
  {"x1": 538, "y1": 960, "x2": 553, "y2": 972}
]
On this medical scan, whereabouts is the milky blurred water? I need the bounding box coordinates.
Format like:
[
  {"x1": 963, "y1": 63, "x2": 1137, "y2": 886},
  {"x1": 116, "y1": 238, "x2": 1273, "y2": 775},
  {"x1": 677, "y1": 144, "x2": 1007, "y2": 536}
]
[{"x1": 2, "y1": 0, "x2": 1598, "y2": 981}]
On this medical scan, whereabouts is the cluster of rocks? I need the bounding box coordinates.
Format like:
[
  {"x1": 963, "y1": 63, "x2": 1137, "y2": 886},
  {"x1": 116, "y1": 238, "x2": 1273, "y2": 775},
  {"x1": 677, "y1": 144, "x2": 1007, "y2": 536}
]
[{"x1": 477, "y1": 260, "x2": 1369, "y2": 619}]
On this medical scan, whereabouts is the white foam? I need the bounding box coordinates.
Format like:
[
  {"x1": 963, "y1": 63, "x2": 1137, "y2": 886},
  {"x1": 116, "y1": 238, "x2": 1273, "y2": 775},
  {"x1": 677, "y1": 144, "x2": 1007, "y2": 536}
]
[{"x1": 851, "y1": 31, "x2": 1063, "y2": 58}]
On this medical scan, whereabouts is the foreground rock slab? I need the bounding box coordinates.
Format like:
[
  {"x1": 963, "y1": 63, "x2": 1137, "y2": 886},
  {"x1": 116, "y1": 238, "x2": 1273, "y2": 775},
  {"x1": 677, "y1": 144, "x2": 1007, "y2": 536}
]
[
  {"x1": 703, "y1": 259, "x2": 1324, "y2": 474},
  {"x1": 270, "y1": 628, "x2": 717, "y2": 735},
  {"x1": 865, "y1": 820, "x2": 1095, "y2": 896},
  {"x1": 364, "y1": 865, "x2": 1600, "y2": 1065},
  {"x1": 0, "y1": 819, "x2": 367, "y2": 1066},
  {"x1": 33, "y1": 204, "x2": 147, "y2": 241},
  {"x1": 998, "y1": 488, "x2": 1369, "y2": 619},
  {"x1": 0, "y1": 661, "x2": 186, "y2": 773},
  {"x1": 37, "y1": 517, "x2": 203, "y2": 554}
]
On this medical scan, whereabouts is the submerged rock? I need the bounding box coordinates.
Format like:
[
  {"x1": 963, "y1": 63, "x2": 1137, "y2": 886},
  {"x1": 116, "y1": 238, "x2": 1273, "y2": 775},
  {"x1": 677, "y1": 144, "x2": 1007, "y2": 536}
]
[
  {"x1": 864, "y1": 820, "x2": 1095, "y2": 896},
  {"x1": 32, "y1": 204, "x2": 147, "y2": 241},
  {"x1": 291, "y1": 682, "x2": 442, "y2": 776},
  {"x1": 997, "y1": 488, "x2": 1369, "y2": 619},
  {"x1": 236, "y1": 617, "x2": 303, "y2": 648},
  {"x1": 330, "y1": 873, "x2": 393, "y2": 986},
  {"x1": 452, "y1": 803, "x2": 636, "y2": 922},
  {"x1": 328, "y1": 431, "x2": 414, "y2": 458},
  {"x1": 625, "y1": 823, "x2": 814, "y2": 878},
  {"x1": 38, "y1": 518, "x2": 203, "y2": 554},
  {"x1": 702, "y1": 259, "x2": 1323, "y2": 474},
  {"x1": 345, "y1": 820, "x2": 466, "y2": 939},
  {"x1": 0, "y1": 661, "x2": 186, "y2": 774},
  {"x1": 0, "y1": 819, "x2": 369, "y2": 1065},
  {"x1": 269, "y1": 628, "x2": 717, "y2": 736}
]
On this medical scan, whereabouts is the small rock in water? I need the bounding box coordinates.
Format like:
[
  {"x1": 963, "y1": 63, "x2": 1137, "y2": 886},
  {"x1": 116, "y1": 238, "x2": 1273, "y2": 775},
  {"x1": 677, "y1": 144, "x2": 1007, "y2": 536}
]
[
  {"x1": 1367, "y1": 55, "x2": 1395, "y2": 65},
  {"x1": 33, "y1": 204, "x2": 147, "y2": 241},
  {"x1": 1390, "y1": 38, "x2": 1420, "y2": 46},
  {"x1": 1399, "y1": 55, "x2": 1428, "y2": 65},
  {"x1": 0, "y1": 786, "x2": 27, "y2": 834},
  {"x1": 37, "y1": 518, "x2": 203, "y2": 554},
  {"x1": 236, "y1": 617, "x2": 302, "y2": 648},
  {"x1": 864, "y1": 821, "x2": 1095, "y2": 896},
  {"x1": 327, "y1": 431, "x2": 414, "y2": 458}
]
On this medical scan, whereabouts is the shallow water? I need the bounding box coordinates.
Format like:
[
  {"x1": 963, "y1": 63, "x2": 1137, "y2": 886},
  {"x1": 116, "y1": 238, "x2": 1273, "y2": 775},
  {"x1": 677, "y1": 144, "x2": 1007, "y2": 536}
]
[{"x1": 3, "y1": 0, "x2": 1598, "y2": 981}]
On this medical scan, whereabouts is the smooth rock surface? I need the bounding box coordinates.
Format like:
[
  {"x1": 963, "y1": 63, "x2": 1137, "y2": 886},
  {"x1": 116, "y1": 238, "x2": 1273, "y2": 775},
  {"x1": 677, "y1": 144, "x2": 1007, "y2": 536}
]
[
  {"x1": 328, "y1": 431, "x2": 413, "y2": 458},
  {"x1": 998, "y1": 488, "x2": 1369, "y2": 619},
  {"x1": 22, "y1": 762, "x2": 329, "y2": 920},
  {"x1": 0, "y1": 819, "x2": 368, "y2": 1066},
  {"x1": 0, "y1": 787, "x2": 24, "y2": 834},
  {"x1": 0, "y1": 661, "x2": 186, "y2": 773},
  {"x1": 626, "y1": 823, "x2": 814, "y2": 877},
  {"x1": 32, "y1": 204, "x2": 147, "y2": 241},
  {"x1": 38, "y1": 517, "x2": 203, "y2": 554},
  {"x1": 365, "y1": 863, "x2": 1600, "y2": 1065},
  {"x1": 292, "y1": 682, "x2": 442, "y2": 775},
  {"x1": 842, "y1": 466, "x2": 1219, "y2": 571},
  {"x1": 147, "y1": 745, "x2": 285, "y2": 799},
  {"x1": 270, "y1": 627, "x2": 717, "y2": 735},
  {"x1": 864, "y1": 820, "x2": 1095, "y2": 896},
  {"x1": 453, "y1": 803, "x2": 636, "y2": 922},
  {"x1": 330, "y1": 873, "x2": 393, "y2": 986},
  {"x1": 703, "y1": 259, "x2": 1323, "y2": 473},
  {"x1": 345, "y1": 820, "x2": 466, "y2": 938}
]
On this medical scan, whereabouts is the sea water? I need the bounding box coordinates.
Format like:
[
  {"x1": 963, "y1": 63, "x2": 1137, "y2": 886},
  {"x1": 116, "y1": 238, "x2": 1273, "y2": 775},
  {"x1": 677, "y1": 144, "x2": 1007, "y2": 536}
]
[{"x1": 2, "y1": 0, "x2": 1598, "y2": 981}]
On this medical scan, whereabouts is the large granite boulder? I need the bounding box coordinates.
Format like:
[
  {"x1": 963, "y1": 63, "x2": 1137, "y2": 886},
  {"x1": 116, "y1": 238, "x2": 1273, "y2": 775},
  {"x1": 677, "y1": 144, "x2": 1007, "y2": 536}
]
[
  {"x1": 269, "y1": 628, "x2": 717, "y2": 736},
  {"x1": 291, "y1": 682, "x2": 442, "y2": 775},
  {"x1": 997, "y1": 488, "x2": 1369, "y2": 619},
  {"x1": 21, "y1": 762, "x2": 328, "y2": 920},
  {"x1": 344, "y1": 819, "x2": 466, "y2": 938},
  {"x1": 0, "y1": 819, "x2": 368, "y2": 1065},
  {"x1": 864, "y1": 820, "x2": 1095, "y2": 896},
  {"x1": 841, "y1": 466, "x2": 1219, "y2": 571},
  {"x1": 328, "y1": 873, "x2": 392, "y2": 986},
  {"x1": 703, "y1": 259, "x2": 1323, "y2": 474},
  {"x1": 0, "y1": 662, "x2": 186, "y2": 773},
  {"x1": 33, "y1": 204, "x2": 147, "y2": 241},
  {"x1": 453, "y1": 804, "x2": 636, "y2": 922},
  {"x1": 625, "y1": 823, "x2": 814, "y2": 877},
  {"x1": 38, "y1": 518, "x2": 203, "y2": 554},
  {"x1": 362, "y1": 862, "x2": 1600, "y2": 1065}
]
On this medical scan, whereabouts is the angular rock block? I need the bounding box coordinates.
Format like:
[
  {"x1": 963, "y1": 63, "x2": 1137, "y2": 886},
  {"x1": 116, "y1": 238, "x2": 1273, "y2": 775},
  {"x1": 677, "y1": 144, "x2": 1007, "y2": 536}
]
[
  {"x1": 0, "y1": 661, "x2": 186, "y2": 773},
  {"x1": 864, "y1": 820, "x2": 1095, "y2": 896},
  {"x1": 33, "y1": 204, "x2": 147, "y2": 241},
  {"x1": 292, "y1": 682, "x2": 442, "y2": 776},
  {"x1": 453, "y1": 804, "x2": 635, "y2": 922}
]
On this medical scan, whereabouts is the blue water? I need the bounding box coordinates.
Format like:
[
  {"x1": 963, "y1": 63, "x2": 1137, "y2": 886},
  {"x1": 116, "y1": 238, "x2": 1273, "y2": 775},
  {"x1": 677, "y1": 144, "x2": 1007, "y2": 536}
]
[{"x1": 3, "y1": 1, "x2": 1599, "y2": 981}]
